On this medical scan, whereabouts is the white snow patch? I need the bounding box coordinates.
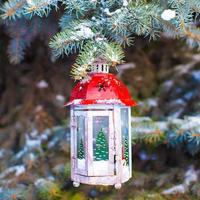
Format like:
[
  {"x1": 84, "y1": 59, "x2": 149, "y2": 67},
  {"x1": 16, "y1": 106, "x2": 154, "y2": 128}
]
[
  {"x1": 96, "y1": 99, "x2": 123, "y2": 104},
  {"x1": 30, "y1": 129, "x2": 38, "y2": 137},
  {"x1": 0, "y1": 149, "x2": 5, "y2": 158},
  {"x1": 180, "y1": 117, "x2": 200, "y2": 130},
  {"x1": 104, "y1": 8, "x2": 111, "y2": 16},
  {"x1": 34, "y1": 178, "x2": 47, "y2": 187},
  {"x1": 80, "y1": 75, "x2": 92, "y2": 84},
  {"x1": 15, "y1": 148, "x2": 28, "y2": 160},
  {"x1": 163, "y1": 80, "x2": 174, "y2": 90},
  {"x1": 133, "y1": 127, "x2": 159, "y2": 134},
  {"x1": 36, "y1": 80, "x2": 48, "y2": 89},
  {"x1": 24, "y1": 152, "x2": 36, "y2": 163},
  {"x1": 25, "y1": 135, "x2": 41, "y2": 149},
  {"x1": 123, "y1": 0, "x2": 129, "y2": 7},
  {"x1": 35, "y1": 105, "x2": 43, "y2": 112},
  {"x1": 161, "y1": 9, "x2": 176, "y2": 21},
  {"x1": 104, "y1": 7, "x2": 122, "y2": 16},
  {"x1": 170, "y1": 99, "x2": 186, "y2": 106},
  {"x1": 72, "y1": 99, "x2": 82, "y2": 104},
  {"x1": 69, "y1": 98, "x2": 126, "y2": 105},
  {"x1": 155, "y1": 122, "x2": 168, "y2": 130},
  {"x1": 35, "y1": 177, "x2": 55, "y2": 188},
  {"x1": 0, "y1": 165, "x2": 25, "y2": 179},
  {"x1": 40, "y1": 129, "x2": 51, "y2": 141},
  {"x1": 56, "y1": 94, "x2": 65, "y2": 103},
  {"x1": 131, "y1": 117, "x2": 152, "y2": 122},
  {"x1": 15, "y1": 165, "x2": 26, "y2": 176},
  {"x1": 27, "y1": 0, "x2": 51, "y2": 6},
  {"x1": 192, "y1": 71, "x2": 200, "y2": 82},
  {"x1": 95, "y1": 37, "x2": 106, "y2": 42},
  {"x1": 146, "y1": 98, "x2": 158, "y2": 107},
  {"x1": 184, "y1": 165, "x2": 199, "y2": 186},
  {"x1": 76, "y1": 25, "x2": 94, "y2": 39},
  {"x1": 162, "y1": 165, "x2": 199, "y2": 195},
  {"x1": 185, "y1": 116, "x2": 200, "y2": 124},
  {"x1": 162, "y1": 184, "x2": 185, "y2": 194},
  {"x1": 170, "y1": 109, "x2": 184, "y2": 119}
]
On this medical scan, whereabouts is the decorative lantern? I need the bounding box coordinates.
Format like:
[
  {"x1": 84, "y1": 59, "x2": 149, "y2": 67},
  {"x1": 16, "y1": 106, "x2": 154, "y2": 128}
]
[{"x1": 65, "y1": 64, "x2": 137, "y2": 189}]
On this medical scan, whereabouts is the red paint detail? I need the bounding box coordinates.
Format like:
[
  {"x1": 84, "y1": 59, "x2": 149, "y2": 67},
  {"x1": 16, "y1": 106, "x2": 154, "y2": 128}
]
[{"x1": 65, "y1": 73, "x2": 137, "y2": 106}]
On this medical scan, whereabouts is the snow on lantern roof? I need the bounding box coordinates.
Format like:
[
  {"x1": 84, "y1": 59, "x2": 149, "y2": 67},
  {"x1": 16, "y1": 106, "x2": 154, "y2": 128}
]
[{"x1": 65, "y1": 72, "x2": 137, "y2": 106}]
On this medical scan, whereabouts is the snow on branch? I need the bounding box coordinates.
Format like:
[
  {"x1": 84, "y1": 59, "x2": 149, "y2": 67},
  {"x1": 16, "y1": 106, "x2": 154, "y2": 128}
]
[{"x1": 0, "y1": 0, "x2": 200, "y2": 78}]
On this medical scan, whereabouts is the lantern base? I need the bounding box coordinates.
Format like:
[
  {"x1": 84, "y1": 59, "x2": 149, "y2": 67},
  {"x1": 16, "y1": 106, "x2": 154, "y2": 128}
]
[{"x1": 71, "y1": 172, "x2": 131, "y2": 188}]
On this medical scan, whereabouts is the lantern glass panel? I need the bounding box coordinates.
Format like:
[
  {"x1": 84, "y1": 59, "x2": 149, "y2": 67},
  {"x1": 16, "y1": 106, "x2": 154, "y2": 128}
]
[
  {"x1": 93, "y1": 116, "x2": 109, "y2": 161},
  {"x1": 77, "y1": 115, "x2": 85, "y2": 170},
  {"x1": 121, "y1": 108, "x2": 129, "y2": 166}
]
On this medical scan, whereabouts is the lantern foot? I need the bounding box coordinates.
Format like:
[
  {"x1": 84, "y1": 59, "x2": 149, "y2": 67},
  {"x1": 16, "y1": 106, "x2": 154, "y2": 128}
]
[
  {"x1": 73, "y1": 181, "x2": 80, "y2": 187},
  {"x1": 114, "y1": 183, "x2": 121, "y2": 189}
]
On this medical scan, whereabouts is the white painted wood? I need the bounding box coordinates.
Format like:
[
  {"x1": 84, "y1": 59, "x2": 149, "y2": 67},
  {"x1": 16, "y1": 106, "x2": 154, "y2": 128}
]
[
  {"x1": 73, "y1": 111, "x2": 87, "y2": 176},
  {"x1": 70, "y1": 107, "x2": 75, "y2": 181},
  {"x1": 86, "y1": 110, "x2": 93, "y2": 176},
  {"x1": 108, "y1": 111, "x2": 115, "y2": 175},
  {"x1": 72, "y1": 173, "x2": 129, "y2": 186},
  {"x1": 113, "y1": 105, "x2": 122, "y2": 185},
  {"x1": 74, "y1": 104, "x2": 114, "y2": 110},
  {"x1": 128, "y1": 107, "x2": 132, "y2": 178},
  {"x1": 85, "y1": 110, "x2": 89, "y2": 176},
  {"x1": 91, "y1": 64, "x2": 109, "y2": 73}
]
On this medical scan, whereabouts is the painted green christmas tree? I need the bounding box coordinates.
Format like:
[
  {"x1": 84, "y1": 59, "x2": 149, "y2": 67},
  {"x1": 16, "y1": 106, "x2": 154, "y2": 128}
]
[
  {"x1": 95, "y1": 128, "x2": 108, "y2": 161},
  {"x1": 124, "y1": 138, "x2": 129, "y2": 165},
  {"x1": 78, "y1": 139, "x2": 85, "y2": 159}
]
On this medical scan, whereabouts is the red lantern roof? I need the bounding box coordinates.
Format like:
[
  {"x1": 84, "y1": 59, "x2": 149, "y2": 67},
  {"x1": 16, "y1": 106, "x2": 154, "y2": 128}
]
[{"x1": 65, "y1": 73, "x2": 137, "y2": 106}]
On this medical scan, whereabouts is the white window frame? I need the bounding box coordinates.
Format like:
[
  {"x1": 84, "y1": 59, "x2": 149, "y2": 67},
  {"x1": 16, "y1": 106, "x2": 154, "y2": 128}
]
[{"x1": 73, "y1": 111, "x2": 88, "y2": 176}]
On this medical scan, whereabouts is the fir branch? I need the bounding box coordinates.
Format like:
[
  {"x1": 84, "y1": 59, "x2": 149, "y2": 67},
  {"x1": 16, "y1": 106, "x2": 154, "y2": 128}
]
[
  {"x1": 7, "y1": 37, "x2": 26, "y2": 64},
  {"x1": 24, "y1": 0, "x2": 59, "y2": 17},
  {"x1": 62, "y1": 0, "x2": 97, "y2": 17},
  {"x1": 1, "y1": 0, "x2": 200, "y2": 78},
  {"x1": 49, "y1": 20, "x2": 96, "y2": 58},
  {"x1": 70, "y1": 41, "x2": 124, "y2": 80},
  {"x1": 49, "y1": 30, "x2": 84, "y2": 58},
  {"x1": 188, "y1": 128, "x2": 200, "y2": 146},
  {"x1": 59, "y1": 12, "x2": 74, "y2": 30},
  {"x1": 106, "y1": 2, "x2": 163, "y2": 43},
  {"x1": 6, "y1": 18, "x2": 40, "y2": 63},
  {"x1": 132, "y1": 116, "x2": 200, "y2": 155},
  {"x1": 180, "y1": 20, "x2": 200, "y2": 42},
  {"x1": 0, "y1": 0, "x2": 26, "y2": 19},
  {"x1": 104, "y1": 42, "x2": 125, "y2": 66}
]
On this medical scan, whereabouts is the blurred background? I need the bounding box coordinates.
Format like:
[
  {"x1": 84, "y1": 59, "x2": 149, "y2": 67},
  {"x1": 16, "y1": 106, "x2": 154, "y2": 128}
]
[{"x1": 0, "y1": 16, "x2": 200, "y2": 200}]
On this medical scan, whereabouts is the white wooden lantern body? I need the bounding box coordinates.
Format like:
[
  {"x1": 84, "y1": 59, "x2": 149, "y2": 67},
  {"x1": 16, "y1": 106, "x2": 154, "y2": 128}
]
[{"x1": 70, "y1": 104, "x2": 132, "y2": 187}]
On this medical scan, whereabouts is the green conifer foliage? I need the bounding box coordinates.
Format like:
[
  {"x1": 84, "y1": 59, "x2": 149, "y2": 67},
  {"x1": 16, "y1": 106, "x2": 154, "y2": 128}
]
[
  {"x1": 94, "y1": 128, "x2": 109, "y2": 161},
  {"x1": 77, "y1": 138, "x2": 85, "y2": 159},
  {"x1": 1, "y1": 0, "x2": 200, "y2": 79}
]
